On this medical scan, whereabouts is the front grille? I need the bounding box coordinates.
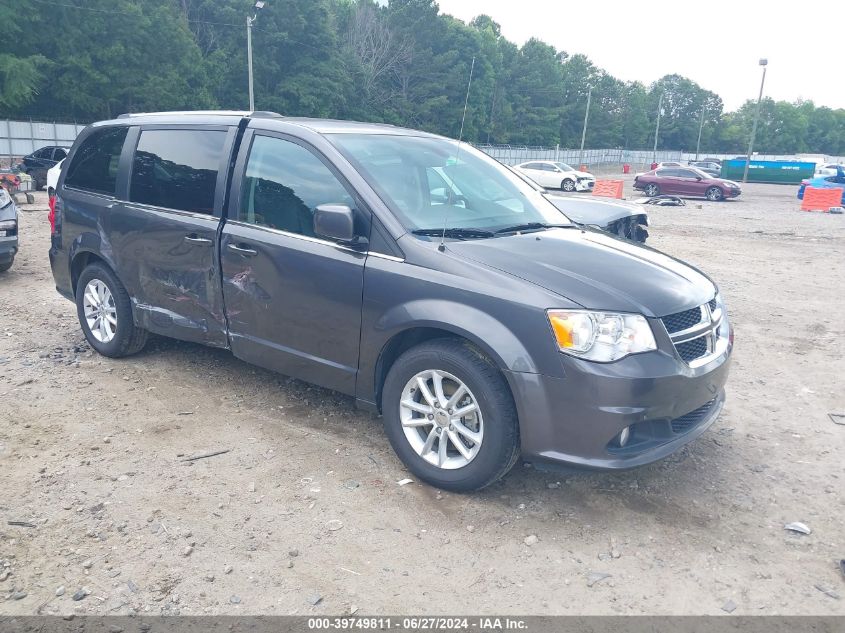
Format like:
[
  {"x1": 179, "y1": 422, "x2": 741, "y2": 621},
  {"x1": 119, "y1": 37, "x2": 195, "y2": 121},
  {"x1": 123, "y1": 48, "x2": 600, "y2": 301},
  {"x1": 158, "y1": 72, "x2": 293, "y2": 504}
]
[
  {"x1": 676, "y1": 336, "x2": 707, "y2": 362},
  {"x1": 708, "y1": 298, "x2": 718, "y2": 312},
  {"x1": 671, "y1": 398, "x2": 718, "y2": 434},
  {"x1": 662, "y1": 307, "x2": 702, "y2": 334}
]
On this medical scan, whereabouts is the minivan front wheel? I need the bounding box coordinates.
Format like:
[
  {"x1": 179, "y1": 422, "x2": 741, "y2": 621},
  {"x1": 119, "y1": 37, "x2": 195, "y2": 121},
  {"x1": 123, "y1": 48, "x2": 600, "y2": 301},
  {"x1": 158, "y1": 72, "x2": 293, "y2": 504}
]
[
  {"x1": 76, "y1": 263, "x2": 148, "y2": 357},
  {"x1": 382, "y1": 339, "x2": 520, "y2": 492}
]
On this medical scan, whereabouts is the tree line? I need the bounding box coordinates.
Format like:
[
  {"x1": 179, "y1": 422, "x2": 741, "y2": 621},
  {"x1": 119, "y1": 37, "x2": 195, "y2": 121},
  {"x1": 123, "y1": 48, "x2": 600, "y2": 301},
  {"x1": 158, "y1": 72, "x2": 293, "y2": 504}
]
[{"x1": 2, "y1": 0, "x2": 844, "y2": 155}]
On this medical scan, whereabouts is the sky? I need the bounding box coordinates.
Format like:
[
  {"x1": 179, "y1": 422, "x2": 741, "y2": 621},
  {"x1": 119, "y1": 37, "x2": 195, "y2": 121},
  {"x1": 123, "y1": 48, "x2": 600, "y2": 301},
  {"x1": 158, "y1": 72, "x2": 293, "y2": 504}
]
[{"x1": 435, "y1": 0, "x2": 845, "y2": 111}]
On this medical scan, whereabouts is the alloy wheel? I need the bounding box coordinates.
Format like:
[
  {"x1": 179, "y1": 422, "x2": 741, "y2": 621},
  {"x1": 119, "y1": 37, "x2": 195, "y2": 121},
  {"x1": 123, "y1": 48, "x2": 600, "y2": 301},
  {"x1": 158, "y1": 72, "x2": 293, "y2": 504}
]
[
  {"x1": 399, "y1": 369, "x2": 484, "y2": 469},
  {"x1": 82, "y1": 279, "x2": 117, "y2": 343}
]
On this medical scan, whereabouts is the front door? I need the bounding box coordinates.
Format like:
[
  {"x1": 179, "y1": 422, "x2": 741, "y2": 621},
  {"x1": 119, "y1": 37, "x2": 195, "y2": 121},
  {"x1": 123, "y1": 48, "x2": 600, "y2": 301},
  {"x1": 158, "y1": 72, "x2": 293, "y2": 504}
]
[
  {"x1": 108, "y1": 126, "x2": 236, "y2": 347},
  {"x1": 676, "y1": 168, "x2": 708, "y2": 196},
  {"x1": 220, "y1": 131, "x2": 369, "y2": 395}
]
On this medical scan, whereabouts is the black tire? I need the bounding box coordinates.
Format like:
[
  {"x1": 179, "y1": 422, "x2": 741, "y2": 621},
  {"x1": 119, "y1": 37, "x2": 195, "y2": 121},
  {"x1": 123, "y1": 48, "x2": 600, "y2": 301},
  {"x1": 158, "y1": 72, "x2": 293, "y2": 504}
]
[
  {"x1": 705, "y1": 186, "x2": 724, "y2": 201},
  {"x1": 645, "y1": 183, "x2": 660, "y2": 197},
  {"x1": 0, "y1": 260, "x2": 12, "y2": 273},
  {"x1": 561, "y1": 178, "x2": 576, "y2": 192},
  {"x1": 382, "y1": 338, "x2": 520, "y2": 492},
  {"x1": 75, "y1": 263, "x2": 148, "y2": 357}
]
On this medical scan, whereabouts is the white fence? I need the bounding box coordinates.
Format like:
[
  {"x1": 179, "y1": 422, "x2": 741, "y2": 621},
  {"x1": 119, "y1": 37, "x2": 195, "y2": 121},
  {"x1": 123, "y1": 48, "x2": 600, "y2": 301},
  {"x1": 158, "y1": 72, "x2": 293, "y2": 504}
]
[{"x1": 1, "y1": 119, "x2": 87, "y2": 168}]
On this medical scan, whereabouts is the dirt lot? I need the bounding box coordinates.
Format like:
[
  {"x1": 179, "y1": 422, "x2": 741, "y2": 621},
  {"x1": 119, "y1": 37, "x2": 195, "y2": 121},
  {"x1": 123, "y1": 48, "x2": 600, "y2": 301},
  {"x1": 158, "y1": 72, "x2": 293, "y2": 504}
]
[{"x1": 1, "y1": 181, "x2": 843, "y2": 616}]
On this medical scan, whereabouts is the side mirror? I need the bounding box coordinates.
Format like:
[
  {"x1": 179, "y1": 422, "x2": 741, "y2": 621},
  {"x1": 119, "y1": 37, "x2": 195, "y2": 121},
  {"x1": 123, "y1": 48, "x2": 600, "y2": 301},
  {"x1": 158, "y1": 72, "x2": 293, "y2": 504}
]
[
  {"x1": 696, "y1": 176, "x2": 703, "y2": 181},
  {"x1": 314, "y1": 204, "x2": 358, "y2": 244}
]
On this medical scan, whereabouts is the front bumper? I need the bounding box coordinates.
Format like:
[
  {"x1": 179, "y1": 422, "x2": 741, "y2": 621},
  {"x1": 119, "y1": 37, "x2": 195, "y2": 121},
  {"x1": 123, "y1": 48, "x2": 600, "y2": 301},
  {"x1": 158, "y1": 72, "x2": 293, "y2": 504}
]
[
  {"x1": 575, "y1": 179, "x2": 595, "y2": 192},
  {"x1": 0, "y1": 235, "x2": 18, "y2": 263},
  {"x1": 505, "y1": 343, "x2": 731, "y2": 470}
]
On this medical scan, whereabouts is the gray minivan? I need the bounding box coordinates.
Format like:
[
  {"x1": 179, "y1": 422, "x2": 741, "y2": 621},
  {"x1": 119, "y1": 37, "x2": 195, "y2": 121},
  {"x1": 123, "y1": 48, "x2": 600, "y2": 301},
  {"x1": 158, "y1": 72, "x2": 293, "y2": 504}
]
[{"x1": 49, "y1": 111, "x2": 732, "y2": 491}]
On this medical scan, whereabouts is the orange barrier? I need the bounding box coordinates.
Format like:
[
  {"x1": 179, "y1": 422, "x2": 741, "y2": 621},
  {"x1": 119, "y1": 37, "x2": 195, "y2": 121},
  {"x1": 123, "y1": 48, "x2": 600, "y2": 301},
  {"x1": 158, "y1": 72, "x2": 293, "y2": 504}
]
[
  {"x1": 801, "y1": 186, "x2": 843, "y2": 211},
  {"x1": 592, "y1": 180, "x2": 624, "y2": 199}
]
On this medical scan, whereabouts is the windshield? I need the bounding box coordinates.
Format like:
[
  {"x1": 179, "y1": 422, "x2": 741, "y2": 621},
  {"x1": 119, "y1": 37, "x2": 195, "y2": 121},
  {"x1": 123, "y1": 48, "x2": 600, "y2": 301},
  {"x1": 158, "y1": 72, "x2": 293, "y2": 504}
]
[
  {"x1": 329, "y1": 134, "x2": 571, "y2": 234},
  {"x1": 554, "y1": 162, "x2": 575, "y2": 172}
]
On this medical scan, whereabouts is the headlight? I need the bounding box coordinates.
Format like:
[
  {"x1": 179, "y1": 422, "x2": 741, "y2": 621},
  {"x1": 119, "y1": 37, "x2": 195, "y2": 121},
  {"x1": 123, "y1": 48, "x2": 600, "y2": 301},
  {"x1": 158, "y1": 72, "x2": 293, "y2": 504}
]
[
  {"x1": 547, "y1": 310, "x2": 657, "y2": 362},
  {"x1": 0, "y1": 188, "x2": 12, "y2": 209},
  {"x1": 0, "y1": 220, "x2": 15, "y2": 230}
]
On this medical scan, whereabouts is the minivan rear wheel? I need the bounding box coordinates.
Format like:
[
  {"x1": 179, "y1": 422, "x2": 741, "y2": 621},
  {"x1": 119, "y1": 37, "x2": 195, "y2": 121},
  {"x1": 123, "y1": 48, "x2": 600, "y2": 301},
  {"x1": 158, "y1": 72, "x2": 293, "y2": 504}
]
[
  {"x1": 382, "y1": 339, "x2": 520, "y2": 492},
  {"x1": 76, "y1": 263, "x2": 148, "y2": 357}
]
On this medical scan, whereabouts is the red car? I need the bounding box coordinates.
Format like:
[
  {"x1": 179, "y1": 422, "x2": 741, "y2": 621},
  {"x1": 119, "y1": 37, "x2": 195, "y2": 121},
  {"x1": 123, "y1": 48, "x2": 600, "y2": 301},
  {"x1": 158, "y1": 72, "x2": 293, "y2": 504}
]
[{"x1": 634, "y1": 166, "x2": 741, "y2": 201}]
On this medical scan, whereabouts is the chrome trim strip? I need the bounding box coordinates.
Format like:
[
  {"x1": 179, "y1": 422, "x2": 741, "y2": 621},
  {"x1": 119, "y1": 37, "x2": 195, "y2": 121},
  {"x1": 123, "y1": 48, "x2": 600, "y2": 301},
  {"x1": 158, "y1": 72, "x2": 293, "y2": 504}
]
[
  {"x1": 225, "y1": 220, "x2": 405, "y2": 261},
  {"x1": 670, "y1": 320, "x2": 715, "y2": 343},
  {"x1": 367, "y1": 252, "x2": 405, "y2": 263}
]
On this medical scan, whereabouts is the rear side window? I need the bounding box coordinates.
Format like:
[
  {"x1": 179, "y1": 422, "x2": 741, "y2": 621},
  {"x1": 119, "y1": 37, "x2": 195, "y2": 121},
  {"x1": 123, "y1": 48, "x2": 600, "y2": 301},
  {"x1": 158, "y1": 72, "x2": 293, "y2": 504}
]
[
  {"x1": 130, "y1": 129, "x2": 227, "y2": 214},
  {"x1": 65, "y1": 127, "x2": 128, "y2": 195}
]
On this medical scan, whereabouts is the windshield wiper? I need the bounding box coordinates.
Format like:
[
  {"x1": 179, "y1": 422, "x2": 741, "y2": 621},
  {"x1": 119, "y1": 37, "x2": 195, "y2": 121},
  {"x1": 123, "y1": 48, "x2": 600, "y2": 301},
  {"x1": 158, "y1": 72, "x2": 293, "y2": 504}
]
[
  {"x1": 411, "y1": 227, "x2": 495, "y2": 240},
  {"x1": 493, "y1": 222, "x2": 569, "y2": 234}
]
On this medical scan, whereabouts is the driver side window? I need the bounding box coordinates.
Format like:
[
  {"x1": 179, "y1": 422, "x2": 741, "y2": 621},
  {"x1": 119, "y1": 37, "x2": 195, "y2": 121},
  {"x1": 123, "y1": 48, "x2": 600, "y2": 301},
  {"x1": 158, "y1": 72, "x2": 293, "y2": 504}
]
[{"x1": 239, "y1": 135, "x2": 355, "y2": 239}]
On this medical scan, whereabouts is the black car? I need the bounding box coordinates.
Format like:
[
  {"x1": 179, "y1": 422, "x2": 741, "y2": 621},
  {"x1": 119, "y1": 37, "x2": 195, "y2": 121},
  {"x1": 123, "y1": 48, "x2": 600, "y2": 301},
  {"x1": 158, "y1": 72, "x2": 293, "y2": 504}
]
[
  {"x1": 506, "y1": 165, "x2": 648, "y2": 242},
  {"x1": 21, "y1": 146, "x2": 68, "y2": 189},
  {"x1": 543, "y1": 195, "x2": 648, "y2": 242},
  {"x1": 49, "y1": 111, "x2": 732, "y2": 491}
]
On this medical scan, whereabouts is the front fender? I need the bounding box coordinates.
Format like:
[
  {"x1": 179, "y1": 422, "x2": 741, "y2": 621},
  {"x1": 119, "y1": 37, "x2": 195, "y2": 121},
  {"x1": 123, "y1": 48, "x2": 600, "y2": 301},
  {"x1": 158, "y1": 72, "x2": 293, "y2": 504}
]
[{"x1": 357, "y1": 298, "x2": 543, "y2": 407}]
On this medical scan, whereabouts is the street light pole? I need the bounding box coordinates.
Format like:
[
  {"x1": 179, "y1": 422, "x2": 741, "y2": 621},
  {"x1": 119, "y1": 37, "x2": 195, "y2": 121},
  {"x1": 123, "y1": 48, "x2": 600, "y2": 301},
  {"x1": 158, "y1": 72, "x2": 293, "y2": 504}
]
[
  {"x1": 743, "y1": 58, "x2": 768, "y2": 183},
  {"x1": 578, "y1": 86, "x2": 592, "y2": 168},
  {"x1": 652, "y1": 92, "x2": 663, "y2": 165},
  {"x1": 247, "y1": 14, "x2": 255, "y2": 111},
  {"x1": 695, "y1": 106, "x2": 705, "y2": 161},
  {"x1": 246, "y1": 1, "x2": 266, "y2": 112}
]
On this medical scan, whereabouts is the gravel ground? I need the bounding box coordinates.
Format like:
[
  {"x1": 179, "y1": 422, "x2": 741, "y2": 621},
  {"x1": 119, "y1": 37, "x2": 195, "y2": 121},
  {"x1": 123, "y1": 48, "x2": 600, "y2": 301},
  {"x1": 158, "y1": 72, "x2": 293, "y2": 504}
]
[{"x1": 0, "y1": 182, "x2": 843, "y2": 616}]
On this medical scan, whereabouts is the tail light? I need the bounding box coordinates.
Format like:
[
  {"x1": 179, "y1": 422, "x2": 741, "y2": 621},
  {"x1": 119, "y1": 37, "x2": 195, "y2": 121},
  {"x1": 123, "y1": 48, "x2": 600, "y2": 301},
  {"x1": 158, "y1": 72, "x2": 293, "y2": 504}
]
[{"x1": 48, "y1": 193, "x2": 57, "y2": 234}]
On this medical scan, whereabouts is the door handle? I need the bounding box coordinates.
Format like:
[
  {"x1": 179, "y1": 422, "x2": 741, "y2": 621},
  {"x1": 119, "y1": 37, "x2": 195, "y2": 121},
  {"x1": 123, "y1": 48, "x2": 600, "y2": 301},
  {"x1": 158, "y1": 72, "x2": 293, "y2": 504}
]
[
  {"x1": 227, "y1": 243, "x2": 258, "y2": 256},
  {"x1": 184, "y1": 234, "x2": 213, "y2": 246}
]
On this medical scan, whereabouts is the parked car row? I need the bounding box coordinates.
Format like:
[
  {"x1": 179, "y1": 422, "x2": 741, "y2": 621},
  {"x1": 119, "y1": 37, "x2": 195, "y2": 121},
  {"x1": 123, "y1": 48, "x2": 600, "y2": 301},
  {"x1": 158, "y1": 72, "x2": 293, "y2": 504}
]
[{"x1": 45, "y1": 111, "x2": 732, "y2": 491}]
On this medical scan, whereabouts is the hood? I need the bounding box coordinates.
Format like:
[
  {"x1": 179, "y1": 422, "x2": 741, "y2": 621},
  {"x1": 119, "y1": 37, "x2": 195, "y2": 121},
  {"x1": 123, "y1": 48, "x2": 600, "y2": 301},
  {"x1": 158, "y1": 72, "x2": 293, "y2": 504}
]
[
  {"x1": 544, "y1": 194, "x2": 643, "y2": 226},
  {"x1": 446, "y1": 228, "x2": 715, "y2": 317},
  {"x1": 570, "y1": 170, "x2": 593, "y2": 179}
]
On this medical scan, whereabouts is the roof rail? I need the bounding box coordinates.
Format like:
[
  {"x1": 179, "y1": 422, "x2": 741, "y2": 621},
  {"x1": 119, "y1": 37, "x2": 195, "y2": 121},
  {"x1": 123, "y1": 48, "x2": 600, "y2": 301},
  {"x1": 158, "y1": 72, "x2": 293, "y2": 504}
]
[{"x1": 117, "y1": 110, "x2": 283, "y2": 119}]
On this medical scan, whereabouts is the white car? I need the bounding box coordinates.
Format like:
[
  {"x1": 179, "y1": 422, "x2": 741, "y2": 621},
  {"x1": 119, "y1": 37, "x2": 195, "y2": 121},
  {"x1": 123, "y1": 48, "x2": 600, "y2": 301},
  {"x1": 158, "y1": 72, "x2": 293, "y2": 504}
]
[
  {"x1": 514, "y1": 161, "x2": 595, "y2": 192},
  {"x1": 47, "y1": 159, "x2": 64, "y2": 195},
  {"x1": 815, "y1": 163, "x2": 844, "y2": 177}
]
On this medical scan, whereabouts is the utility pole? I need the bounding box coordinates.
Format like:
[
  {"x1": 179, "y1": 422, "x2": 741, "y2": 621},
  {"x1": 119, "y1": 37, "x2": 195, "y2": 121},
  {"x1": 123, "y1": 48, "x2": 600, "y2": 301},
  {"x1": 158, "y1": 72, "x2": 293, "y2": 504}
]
[
  {"x1": 695, "y1": 107, "x2": 705, "y2": 161},
  {"x1": 246, "y1": 1, "x2": 267, "y2": 111},
  {"x1": 652, "y1": 92, "x2": 663, "y2": 165},
  {"x1": 743, "y1": 58, "x2": 768, "y2": 183},
  {"x1": 578, "y1": 86, "x2": 592, "y2": 168}
]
